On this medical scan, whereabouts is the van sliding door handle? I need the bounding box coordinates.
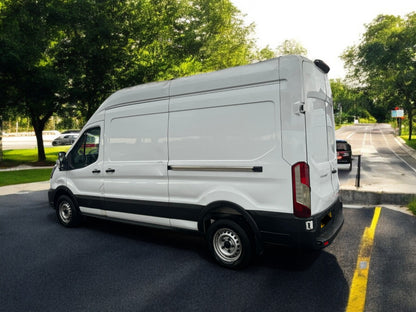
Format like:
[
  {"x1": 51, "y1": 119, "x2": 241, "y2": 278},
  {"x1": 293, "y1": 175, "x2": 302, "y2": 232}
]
[
  {"x1": 92, "y1": 169, "x2": 101, "y2": 174},
  {"x1": 106, "y1": 168, "x2": 115, "y2": 173}
]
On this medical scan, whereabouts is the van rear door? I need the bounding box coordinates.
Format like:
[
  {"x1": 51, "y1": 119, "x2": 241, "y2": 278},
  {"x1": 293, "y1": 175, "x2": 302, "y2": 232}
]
[{"x1": 303, "y1": 61, "x2": 339, "y2": 215}]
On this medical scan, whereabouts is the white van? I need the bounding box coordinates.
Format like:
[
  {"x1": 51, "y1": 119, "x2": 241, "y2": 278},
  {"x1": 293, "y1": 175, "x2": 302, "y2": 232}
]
[{"x1": 49, "y1": 55, "x2": 343, "y2": 269}]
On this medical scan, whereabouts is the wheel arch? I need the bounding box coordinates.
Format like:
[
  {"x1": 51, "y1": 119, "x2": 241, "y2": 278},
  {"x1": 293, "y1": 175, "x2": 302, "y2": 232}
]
[
  {"x1": 198, "y1": 201, "x2": 264, "y2": 255},
  {"x1": 52, "y1": 186, "x2": 79, "y2": 210}
]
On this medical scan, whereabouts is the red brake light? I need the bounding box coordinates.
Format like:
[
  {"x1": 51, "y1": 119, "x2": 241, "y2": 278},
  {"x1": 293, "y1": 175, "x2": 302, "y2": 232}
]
[{"x1": 291, "y1": 162, "x2": 311, "y2": 218}]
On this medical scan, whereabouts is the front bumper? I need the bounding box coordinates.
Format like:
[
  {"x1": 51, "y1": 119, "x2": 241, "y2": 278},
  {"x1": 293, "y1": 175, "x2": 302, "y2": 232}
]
[{"x1": 48, "y1": 188, "x2": 56, "y2": 209}]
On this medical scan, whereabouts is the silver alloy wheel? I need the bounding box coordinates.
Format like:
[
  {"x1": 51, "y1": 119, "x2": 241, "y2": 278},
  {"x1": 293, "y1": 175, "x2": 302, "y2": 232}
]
[
  {"x1": 212, "y1": 227, "x2": 242, "y2": 263},
  {"x1": 58, "y1": 201, "x2": 72, "y2": 224}
]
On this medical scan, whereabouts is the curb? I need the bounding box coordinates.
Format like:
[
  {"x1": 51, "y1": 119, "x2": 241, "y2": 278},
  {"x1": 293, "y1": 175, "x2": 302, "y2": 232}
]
[
  {"x1": 0, "y1": 165, "x2": 54, "y2": 172},
  {"x1": 0, "y1": 181, "x2": 50, "y2": 196},
  {"x1": 340, "y1": 189, "x2": 416, "y2": 206}
]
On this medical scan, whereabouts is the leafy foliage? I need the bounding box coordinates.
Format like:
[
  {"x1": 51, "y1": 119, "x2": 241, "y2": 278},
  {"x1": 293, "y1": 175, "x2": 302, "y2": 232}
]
[
  {"x1": 276, "y1": 39, "x2": 307, "y2": 56},
  {"x1": 0, "y1": 0, "x2": 256, "y2": 161},
  {"x1": 342, "y1": 13, "x2": 416, "y2": 138},
  {"x1": 0, "y1": 0, "x2": 67, "y2": 160},
  {"x1": 331, "y1": 79, "x2": 378, "y2": 123},
  {"x1": 254, "y1": 39, "x2": 307, "y2": 62}
]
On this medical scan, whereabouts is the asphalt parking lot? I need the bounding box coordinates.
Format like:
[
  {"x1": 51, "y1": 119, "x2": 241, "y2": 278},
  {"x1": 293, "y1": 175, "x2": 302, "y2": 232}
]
[{"x1": 0, "y1": 188, "x2": 415, "y2": 312}]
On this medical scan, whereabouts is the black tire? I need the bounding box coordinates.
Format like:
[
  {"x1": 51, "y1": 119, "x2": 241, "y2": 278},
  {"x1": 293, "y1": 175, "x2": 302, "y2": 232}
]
[
  {"x1": 206, "y1": 219, "x2": 254, "y2": 269},
  {"x1": 56, "y1": 195, "x2": 83, "y2": 227}
]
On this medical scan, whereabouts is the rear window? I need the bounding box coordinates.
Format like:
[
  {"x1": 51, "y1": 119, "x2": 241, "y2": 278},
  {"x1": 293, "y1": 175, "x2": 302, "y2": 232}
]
[
  {"x1": 336, "y1": 142, "x2": 349, "y2": 151},
  {"x1": 303, "y1": 61, "x2": 336, "y2": 162},
  {"x1": 303, "y1": 62, "x2": 327, "y2": 97}
]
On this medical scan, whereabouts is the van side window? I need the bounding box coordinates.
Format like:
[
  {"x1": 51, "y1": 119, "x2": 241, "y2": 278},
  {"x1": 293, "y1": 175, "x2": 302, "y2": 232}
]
[{"x1": 68, "y1": 127, "x2": 100, "y2": 169}]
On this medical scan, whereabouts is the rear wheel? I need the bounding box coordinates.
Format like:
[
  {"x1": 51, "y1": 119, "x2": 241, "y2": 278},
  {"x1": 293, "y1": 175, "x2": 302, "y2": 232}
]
[
  {"x1": 207, "y1": 219, "x2": 253, "y2": 269},
  {"x1": 56, "y1": 195, "x2": 82, "y2": 227}
]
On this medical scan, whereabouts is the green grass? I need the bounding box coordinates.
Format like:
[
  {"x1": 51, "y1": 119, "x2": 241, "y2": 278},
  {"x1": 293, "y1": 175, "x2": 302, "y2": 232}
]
[
  {"x1": 0, "y1": 146, "x2": 70, "y2": 187},
  {"x1": 0, "y1": 168, "x2": 53, "y2": 187},
  {"x1": 0, "y1": 146, "x2": 70, "y2": 168},
  {"x1": 401, "y1": 136, "x2": 416, "y2": 150},
  {"x1": 408, "y1": 198, "x2": 416, "y2": 216}
]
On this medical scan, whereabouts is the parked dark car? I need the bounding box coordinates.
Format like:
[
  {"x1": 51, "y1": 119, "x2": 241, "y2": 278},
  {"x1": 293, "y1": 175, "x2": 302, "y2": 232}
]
[{"x1": 336, "y1": 139, "x2": 352, "y2": 171}]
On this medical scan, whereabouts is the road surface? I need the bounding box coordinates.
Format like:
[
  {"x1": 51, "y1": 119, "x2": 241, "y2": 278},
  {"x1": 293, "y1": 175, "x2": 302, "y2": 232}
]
[
  {"x1": 2, "y1": 135, "x2": 55, "y2": 150},
  {"x1": 0, "y1": 189, "x2": 415, "y2": 312},
  {"x1": 336, "y1": 124, "x2": 416, "y2": 194}
]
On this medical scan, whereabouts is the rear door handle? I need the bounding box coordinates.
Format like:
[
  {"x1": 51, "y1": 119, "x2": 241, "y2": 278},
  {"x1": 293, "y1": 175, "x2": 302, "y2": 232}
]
[
  {"x1": 106, "y1": 168, "x2": 115, "y2": 173},
  {"x1": 92, "y1": 169, "x2": 101, "y2": 174},
  {"x1": 332, "y1": 169, "x2": 337, "y2": 174}
]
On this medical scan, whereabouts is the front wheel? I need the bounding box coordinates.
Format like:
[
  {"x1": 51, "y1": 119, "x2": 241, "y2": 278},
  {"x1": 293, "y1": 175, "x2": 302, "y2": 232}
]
[
  {"x1": 207, "y1": 219, "x2": 253, "y2": 269},
  {"x1": 56, "y1": 195, "x2": 83, "y2": 227}
]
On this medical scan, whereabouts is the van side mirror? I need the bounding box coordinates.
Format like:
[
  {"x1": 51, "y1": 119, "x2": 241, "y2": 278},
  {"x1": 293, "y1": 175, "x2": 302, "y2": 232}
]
[{"x1": 58, "y1": 152, "x2": 67, "y2": 170}]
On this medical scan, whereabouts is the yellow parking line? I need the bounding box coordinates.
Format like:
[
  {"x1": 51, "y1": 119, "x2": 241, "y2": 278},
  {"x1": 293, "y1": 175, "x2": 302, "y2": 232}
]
[{"x1": 346, "y1": 206, "x2": 381, "y2": 312}]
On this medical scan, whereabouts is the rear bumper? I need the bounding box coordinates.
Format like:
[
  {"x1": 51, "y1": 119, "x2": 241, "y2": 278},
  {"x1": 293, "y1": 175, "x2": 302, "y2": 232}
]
[
  {"x1": 249, "y1": 198, "x2": 344, "y2": 249},
  {"x1": 337, "y1": 158, "x2": 351, "y2": 164}
]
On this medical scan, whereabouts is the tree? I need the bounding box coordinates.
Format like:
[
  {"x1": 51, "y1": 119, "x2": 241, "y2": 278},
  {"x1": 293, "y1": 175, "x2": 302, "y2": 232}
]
[
  {"x1": 277, "y1": 39, "x2": 307, "y2": 56},
  {"x1": 342, "y1": 13, "x2": 416, "y2": 139},
  {"x1": 253, "y1": 39, "x2": 307, "y2": 62},
  {"x1": 0, "y1": 0, "x2": 65, "y2": 162},
  {"x1": 56, "y1": 0, "x2": 255, "y2": 120},
  {"x1": 53, "y1": 0, "x2": 143, "y2": 120},
  {"x1": 0, "y1": 0, "x2": 256, "y2": 161},
  {"x1": 331, "y1": 79, "x2": 376, "y2": 124},
  {"x1": 255, "y1": 45, "x2": 277, "y2": 61}
]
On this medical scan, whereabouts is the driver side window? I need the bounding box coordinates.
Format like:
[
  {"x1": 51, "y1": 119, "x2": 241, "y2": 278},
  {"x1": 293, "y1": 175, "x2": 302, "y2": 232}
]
[{"x1": 68, "y1": 127, "x2": 100, "y2": 170}]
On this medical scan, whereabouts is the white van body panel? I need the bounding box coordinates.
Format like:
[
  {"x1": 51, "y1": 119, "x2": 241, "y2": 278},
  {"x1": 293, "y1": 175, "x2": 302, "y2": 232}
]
[
  {"x1": 278, "y1": 57, "x2": 307, "y2": 165},
  {"x1": 103, "y1": 100, "x2": 169, "y2": 204},
  {"x1": 168, "y1": 83, "x2": 291, "y2": 214}
]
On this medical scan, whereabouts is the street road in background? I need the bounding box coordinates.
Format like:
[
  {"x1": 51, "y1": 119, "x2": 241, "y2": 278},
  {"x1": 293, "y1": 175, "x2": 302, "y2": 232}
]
[
  {"x1": 336, "y1": 123, "x2": 416, "y2": 193},
  {"x1": 2, "y1": 135, "x2": 55, "y2": 150}
]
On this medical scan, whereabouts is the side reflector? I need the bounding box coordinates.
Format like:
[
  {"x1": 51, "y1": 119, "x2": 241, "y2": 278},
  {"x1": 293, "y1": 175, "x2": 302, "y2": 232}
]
[{"x1": 292, "y1": 162, "x2": 311, "y2": 218}]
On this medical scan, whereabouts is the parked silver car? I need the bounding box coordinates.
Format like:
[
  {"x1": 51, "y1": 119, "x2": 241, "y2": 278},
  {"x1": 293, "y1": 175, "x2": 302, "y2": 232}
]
[{"x1": 52, "y1": 133, "x2": 79, "y2": 146}]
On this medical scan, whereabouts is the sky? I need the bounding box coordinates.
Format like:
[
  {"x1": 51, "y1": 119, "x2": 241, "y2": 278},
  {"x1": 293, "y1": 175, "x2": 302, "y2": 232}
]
[{"x1": 231, "y1": 0, "x2": 415, "y2": 79}]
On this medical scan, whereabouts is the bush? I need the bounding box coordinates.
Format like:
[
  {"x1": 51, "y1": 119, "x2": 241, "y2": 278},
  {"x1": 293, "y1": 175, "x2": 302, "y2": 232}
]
[{"x1": 408, "y1": 198, "x2": 416, "y2": 216}]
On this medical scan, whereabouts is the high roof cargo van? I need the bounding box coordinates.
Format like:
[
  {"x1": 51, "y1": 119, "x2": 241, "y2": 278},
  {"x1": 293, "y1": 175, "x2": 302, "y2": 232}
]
[{"x1": 49, "y1": 55, "x2": 343, "y2": 269}]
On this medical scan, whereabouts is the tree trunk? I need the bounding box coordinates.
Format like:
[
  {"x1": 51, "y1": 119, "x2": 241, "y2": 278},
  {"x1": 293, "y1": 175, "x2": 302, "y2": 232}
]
[
  {"x1": 0, "y1": 118, "x2": 3, "y2": 162},
  {"x1": 29, "y1": 109, "x2": 53, "y2": 163},
  {"x1": 409, "y1": 108, "x2": 414, "y2": 141},
  {"x1": 33, "y1": 124, "x2": 46, "y2": 162}
]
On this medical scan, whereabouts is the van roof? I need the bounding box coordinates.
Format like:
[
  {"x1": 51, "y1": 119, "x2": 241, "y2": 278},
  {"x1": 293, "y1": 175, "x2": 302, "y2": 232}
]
[{"x1": 95, "y1": 55, "x2": 309, "y2": 113}]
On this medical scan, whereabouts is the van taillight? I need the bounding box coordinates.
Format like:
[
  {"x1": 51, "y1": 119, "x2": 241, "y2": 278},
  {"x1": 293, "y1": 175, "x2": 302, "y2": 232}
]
[{"x1": 292, "y1": 162, "x2": 311, "y2": 218}]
